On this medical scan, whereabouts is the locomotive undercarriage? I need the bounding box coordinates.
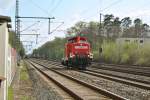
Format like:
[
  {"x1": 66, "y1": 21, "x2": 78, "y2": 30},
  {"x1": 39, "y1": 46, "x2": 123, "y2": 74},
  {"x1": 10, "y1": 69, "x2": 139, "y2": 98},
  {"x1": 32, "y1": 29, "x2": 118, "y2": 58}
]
[{"x1": 66, "y1": 55, "x2": 91, "y2": 70}]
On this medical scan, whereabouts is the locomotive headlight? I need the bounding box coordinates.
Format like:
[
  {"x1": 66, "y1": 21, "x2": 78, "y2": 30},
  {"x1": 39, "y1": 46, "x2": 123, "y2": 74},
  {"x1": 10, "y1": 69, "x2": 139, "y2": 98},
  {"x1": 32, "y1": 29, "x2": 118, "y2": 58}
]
[
  {"x1": 70, "y1": 53, "x2": 75, "y2": 58},
  {"x1": 89, "y1": 53, "x2": 93, "y2": 58}
]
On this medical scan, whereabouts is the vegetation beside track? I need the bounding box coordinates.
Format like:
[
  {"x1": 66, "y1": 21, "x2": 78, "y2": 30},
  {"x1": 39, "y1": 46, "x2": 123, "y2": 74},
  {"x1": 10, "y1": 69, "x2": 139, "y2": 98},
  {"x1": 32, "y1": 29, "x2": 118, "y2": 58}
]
[
  {"x1": 32, "y1": 37, "x2": 66, "y2": 60},
  {"x1": 11, "y1": 61, "x2": 35, "y2": 100},
  {"x1": 100, "y1": 42, "x2": 150, "y2": 66},
  {"x1": 8, "y1": 86, "x2": 14, "y2": 100},
  {"x1": 20, "y1": 62, "x2": 29, "y2": 81},
  {"x1": 9, "y1": 31, "x2": 25, "y2": 58}
]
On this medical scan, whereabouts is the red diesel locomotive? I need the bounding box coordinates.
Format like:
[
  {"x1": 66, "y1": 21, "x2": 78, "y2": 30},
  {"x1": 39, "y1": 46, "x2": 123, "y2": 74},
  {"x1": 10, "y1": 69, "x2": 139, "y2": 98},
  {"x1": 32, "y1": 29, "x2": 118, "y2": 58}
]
[{"x1": 61, "y1": 36, "x2": 93, "y2": 69}]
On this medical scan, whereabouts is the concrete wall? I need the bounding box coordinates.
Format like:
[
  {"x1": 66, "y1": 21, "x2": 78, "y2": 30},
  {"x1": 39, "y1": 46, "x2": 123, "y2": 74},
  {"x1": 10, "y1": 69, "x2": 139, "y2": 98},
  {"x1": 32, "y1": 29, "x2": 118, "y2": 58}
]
[
  {"x1": 0, "y1": 22, "x2": 9, "y2": 100},
  {"x1": 116, "y1": 38, "x2": 150, "y2": 45},
  {"x1": 8, "y1": 46, "x2": 17, "y2": 86}
]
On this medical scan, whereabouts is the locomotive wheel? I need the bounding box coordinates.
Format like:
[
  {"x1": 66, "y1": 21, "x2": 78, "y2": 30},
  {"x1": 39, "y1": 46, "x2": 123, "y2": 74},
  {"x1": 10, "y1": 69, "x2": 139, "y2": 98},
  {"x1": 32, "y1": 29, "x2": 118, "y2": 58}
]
[
  {"x1": 66, "y1": 66, "x2": 70, "y2": 69},
  {"x1": 81, "y1": 65, "x2": 86, "y2": 70},
  {"x1": 69, "y1": 59, "x2": 73, "y2": 66},
  {"x1": 61, "y1": 61, "x2": 64, "y2": 65}
]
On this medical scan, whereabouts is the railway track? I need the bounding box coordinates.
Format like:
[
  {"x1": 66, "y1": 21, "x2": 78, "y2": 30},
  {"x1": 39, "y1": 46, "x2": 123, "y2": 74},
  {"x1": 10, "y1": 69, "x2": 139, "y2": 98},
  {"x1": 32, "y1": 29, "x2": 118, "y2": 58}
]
[
  {"x1": 91, "y1": 64, "x2": 150, "y2": 77},
  {"x1": 81, "y1": 70, "x2": 150, "y2": 90},
  {"x1": 92, "y1": 62, "x2": 150, "y2": 70},
  {"x1": 37, "y1": 58, "x2": 150, "y2": 70},
  {"x1": 32, "y1": 59, "x2": 150, "y2": 90},
  {"x1": 28, "y1": 60, "x2": 127, "y2": 100},
  {"x1": 41, "y1": 59, "x2": 150, "y2": 77}
]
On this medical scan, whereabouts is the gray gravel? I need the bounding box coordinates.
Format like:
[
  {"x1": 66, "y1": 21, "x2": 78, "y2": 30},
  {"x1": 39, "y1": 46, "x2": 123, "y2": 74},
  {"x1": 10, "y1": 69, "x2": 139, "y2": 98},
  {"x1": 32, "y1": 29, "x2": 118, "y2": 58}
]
[
  {"x1": 26, "y1": 62, "x2": 63, "y2": 100},
  {"x1": 32, "y1": 59, "x2": 150, "y2": 100},
  {"x1": 60, "y1": 69, "x2": 150, "y2": 100},
  {"x1": 89, "y1": 67, "x2": 150, "y2": 83}
]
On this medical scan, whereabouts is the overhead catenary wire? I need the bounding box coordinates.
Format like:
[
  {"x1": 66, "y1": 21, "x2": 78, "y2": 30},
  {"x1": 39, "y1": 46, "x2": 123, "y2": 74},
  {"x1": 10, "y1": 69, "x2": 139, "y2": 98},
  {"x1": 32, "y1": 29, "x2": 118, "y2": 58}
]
[
  {"x1": 23, "y1": 0, "x2": 63, "y2": 34},
  {"x1": 21, "y1": 0, "x2": 63, "y2": 35},
  {"x1": 30, "y1": 0, "x2": 50, "y2": 16},
  {"x1": 20, "y1": 21, "x2": 40, "y2": 32},
  {"x1": 100, "y1": 0, "x2": 123, "y2": 12},
  {"x1": 49, "y1": 0, "x2": 62, "y2": 16},
  {"x1": 29, "y1": 0, "x2": 62, "y2": 17},
  {"x1": 85, "y1": 0, "x2": 123, "y2": 20},
  {"x1": 50, "y1": 22, "x2": 64, "y2": 34},
  {"x1": 16, "y1": 0, "x2": 59, "y2": 53},
  {"x1": 49, "y1": 0, "x2": 55, "y2": 5}
]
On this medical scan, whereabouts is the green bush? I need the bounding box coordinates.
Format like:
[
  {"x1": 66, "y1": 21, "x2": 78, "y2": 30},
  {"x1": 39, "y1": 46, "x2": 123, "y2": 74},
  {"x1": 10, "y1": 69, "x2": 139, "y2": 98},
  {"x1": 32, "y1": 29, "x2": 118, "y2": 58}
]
[
  {"x1": 32, "y1": 37, "x2": 66, "y2": 60},
  {"x1": 120, "y1": 43, "x2": 139, "y2": 64},
  {"x1": 101, "y1": 42, "x2": 120, "y2": 63},
  {"x1": 135, "y1": 43, "x2": 150, "y2": 66},
  {"x1": 120, "y1": 53, "x2": 129, "y2": 64},
  {"x1": 93, "y1": 50, "x2": 99, "y2": 60},
  {"x1": 100, "y1": 42, "x2": 150, "y2": 66}
]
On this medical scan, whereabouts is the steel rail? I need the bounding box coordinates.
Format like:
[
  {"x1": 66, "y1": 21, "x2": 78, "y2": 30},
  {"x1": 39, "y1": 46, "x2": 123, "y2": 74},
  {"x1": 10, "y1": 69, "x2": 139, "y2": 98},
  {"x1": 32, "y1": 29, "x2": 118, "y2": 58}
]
[{"x1": 30, "y1": 59, "x2": 128, "y2": 100}]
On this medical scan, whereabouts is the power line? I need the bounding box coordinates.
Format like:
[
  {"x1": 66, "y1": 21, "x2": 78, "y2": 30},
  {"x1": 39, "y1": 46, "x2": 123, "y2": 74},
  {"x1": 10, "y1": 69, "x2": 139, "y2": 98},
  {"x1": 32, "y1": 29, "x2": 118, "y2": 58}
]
[
  {"x1": 85, "y1": 0, "x2": 123, "y2": 20},
  {"x1": 25, "y1": 0, "x2": 63, "y2": 35},
  {"x1": 49, "y1": 0, "x2": 62, "y2": 15},
  {"x1": 50, "y1": 22, "x2": 64, "y2": 34},
  {"x1": 29, "y1": 0, "x2": 62, "y2": 16},
  {"x1": 18, "y1": 16, "x2": 55, "y2": 34},
  {"x1": 101, "y1": 0, "x2": 123, "y2": 12},
  {"x1": 49, "y1": 0, "x2": 55, "y2": 5},
  {"x1": 20, "y1": 21, "x2": 40, "y2": 32},
  {"x1": 30, "y1": 0, "x2": 50, "y2": 16}
]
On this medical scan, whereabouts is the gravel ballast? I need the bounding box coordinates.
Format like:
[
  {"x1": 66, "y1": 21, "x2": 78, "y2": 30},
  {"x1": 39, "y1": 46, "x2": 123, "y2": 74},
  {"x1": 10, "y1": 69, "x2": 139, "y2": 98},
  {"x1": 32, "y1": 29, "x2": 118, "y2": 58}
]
[
  {"x1": 33, "y1": 59, "x2": 150, "y2": 100},
  {"x1": 26, "y1": 62, "x2": 63, "y2": 100},
  {"x1": 60, "y1": 69, "x2": 150, "y2": 100},
  {"x1": 89, "y1": 68, "x2": 150, "y2": 83}
]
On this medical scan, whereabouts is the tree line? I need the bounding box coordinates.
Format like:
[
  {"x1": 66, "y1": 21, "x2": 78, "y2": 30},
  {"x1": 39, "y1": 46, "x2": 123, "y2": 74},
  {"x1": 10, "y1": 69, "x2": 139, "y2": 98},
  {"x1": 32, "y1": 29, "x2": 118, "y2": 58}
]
[
  {"x1": 32, "y1": 38, "x2": 66, "y2": 59},
  {"x1": 32, "y1": 14, "x2": 150, "y2": 60},
  {"x1": 9, "y1": 31, "x2": 25, "y2": 58},
  {"x1": 68, "y1": 14, "x2": 149, "y2": 38}
]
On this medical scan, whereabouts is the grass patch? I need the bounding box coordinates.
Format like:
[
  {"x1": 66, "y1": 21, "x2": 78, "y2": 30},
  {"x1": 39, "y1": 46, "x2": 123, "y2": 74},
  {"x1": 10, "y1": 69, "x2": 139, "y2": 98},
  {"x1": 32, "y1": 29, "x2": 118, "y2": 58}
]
[
  {"x1": 21, "y1": 96, "x2": 30, "y2": 100},
  {"x1": 8, "y1": 86, "x2": 14, "y2": 100},
  {"x1": 20, "y1": 63, "x2": 29, "y2": 81}
]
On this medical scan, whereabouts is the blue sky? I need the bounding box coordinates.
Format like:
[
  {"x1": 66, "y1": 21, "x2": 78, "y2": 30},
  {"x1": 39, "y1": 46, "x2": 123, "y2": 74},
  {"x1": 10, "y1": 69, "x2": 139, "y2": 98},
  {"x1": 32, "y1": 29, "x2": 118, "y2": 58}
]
[{"x1": 1, "y1": 0, "x2": 150, "y2": 53}]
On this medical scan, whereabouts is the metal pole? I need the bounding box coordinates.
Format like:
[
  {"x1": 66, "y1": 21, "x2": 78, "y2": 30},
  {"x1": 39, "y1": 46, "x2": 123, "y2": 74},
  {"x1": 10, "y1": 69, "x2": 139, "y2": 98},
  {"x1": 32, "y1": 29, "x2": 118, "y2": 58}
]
[
  {"x1": 15, "y1": 0, "x2": 19, "y2": 34},
  {"x1": 36, "y1": 34, "x2": 38, "y2": 44},
  {"x1": 99, "y1": 13, "x2": 102, "y2": 35},
  {"x1": 15, "y1": 0, "x2": 20, "y2": 45},
  {"x1": 48, "y1": 18, "x2": 50, "y2": 34},
  {"x1": 18, "y1": 19, "x2": 20, "y2": 41}
]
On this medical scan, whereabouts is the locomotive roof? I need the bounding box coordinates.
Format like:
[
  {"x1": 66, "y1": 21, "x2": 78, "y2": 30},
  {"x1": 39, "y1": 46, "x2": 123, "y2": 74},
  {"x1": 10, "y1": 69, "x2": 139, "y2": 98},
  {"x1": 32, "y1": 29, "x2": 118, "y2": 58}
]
[{"x1": 68, "y1": 36, "x2": 87, "y2": 41}]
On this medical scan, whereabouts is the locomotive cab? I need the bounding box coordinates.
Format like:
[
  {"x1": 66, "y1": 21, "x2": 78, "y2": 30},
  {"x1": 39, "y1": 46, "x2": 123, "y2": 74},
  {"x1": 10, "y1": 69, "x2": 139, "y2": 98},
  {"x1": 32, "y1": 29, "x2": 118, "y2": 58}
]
[{"x1": 62, "y1": 36, "x2": 93, "y2": 70}]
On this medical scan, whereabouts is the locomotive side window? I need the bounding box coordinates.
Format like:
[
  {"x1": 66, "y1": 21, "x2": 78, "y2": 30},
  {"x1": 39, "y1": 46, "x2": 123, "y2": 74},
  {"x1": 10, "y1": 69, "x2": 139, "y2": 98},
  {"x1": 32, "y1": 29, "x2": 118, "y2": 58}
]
[
  {"x1": 68, "y1": 37, "x2": 87, "y2": 43},
  {"x1": 72, "y1": 40, "x2": 76, "y2": 43},
  {"x1": 79, "y1": 39, "x2": 87, "y2": 43},
  {"x1": 68, "y1": 39, "x2": 76, "y2": 43},
  {"x1": 68, "y1": 40, "x2": 73, "y2": 43}
]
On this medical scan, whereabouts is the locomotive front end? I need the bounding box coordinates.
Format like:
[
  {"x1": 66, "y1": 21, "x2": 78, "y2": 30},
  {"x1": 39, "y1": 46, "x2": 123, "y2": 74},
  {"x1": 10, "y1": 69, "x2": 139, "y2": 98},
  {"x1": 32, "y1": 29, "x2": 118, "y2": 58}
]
[
  {"x1": 71, "y1": 42, "x2": 93, "y2": 67},
  {"x1": 62, "y1": 36, "x2": 93, "y2": 70}
]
